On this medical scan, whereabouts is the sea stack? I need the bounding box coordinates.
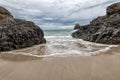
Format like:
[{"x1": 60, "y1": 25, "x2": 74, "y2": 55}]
[
  {"x1": 74, "y1": 23, "x2": 81, "y2": 30},
  {"x1": 0, "y1": 6, "x2": 46, "y2": 51},
  {"x1": 72, "y1": 2, "x2": 120, "y2": 45}
]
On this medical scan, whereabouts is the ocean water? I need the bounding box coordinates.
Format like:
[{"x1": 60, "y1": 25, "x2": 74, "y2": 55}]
[
  {"x1": 44, "y1": 29, "x2": 72, "y2": 36},
  {"x1": 0, "y1": 29, "x2": 119, "y2": 58},
  {"x1": 43, "y1": 29, "x2": 117, "y2": 56}
]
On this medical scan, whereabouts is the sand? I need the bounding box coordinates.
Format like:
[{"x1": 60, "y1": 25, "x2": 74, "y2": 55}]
[{"x1": 0, "y1": 51, "x2": 120, "y2": 80}]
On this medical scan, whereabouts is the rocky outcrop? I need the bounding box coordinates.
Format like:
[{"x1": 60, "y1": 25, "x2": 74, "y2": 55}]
[
  {"x1": 72, "y1": 2, "x2": 120, "y2": 45},
  {"x1": 0, "y1": 6, "x2": 13, "y2": 20},
  {"x1": 0, "y1": 6, "x2": 46, "y2": 51},
  {"x1": 107, "y1": 2, "x2": 120, "y2": 16},
  {"x1": 74, "y1": 23, "x2": 81, "y2": 30}
]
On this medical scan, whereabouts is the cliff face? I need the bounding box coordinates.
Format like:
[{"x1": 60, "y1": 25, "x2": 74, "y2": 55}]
[
  {"x1": 72, "y1": 2, "x2": 120, "y2": 45},
  {"x1": 0, "y1": 6, "x2": 46, "y2": 51}
]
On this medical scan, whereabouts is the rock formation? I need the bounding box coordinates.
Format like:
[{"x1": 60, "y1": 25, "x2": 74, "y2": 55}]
[
  {"x1": 74, "y1": 23, "x2": 81, "y2": 30},
  {"x1": 72, "y1": 2, "x2": 120, "y2": 45},
  {"x1": 0, "y1": 6, "x2": 13, "y2": 20},
  {"x1": 0, "y1": 6, "x2": 46, "y2": 51}
]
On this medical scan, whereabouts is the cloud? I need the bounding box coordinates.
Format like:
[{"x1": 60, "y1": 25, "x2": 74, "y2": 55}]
[{"x1": 0, "y1": 0, "x2": 119, "y2": 30}]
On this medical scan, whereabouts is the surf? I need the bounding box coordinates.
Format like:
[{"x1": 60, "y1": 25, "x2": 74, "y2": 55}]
[{"x1": 0, "y1": 35, "x2": 118, "y2": 61}]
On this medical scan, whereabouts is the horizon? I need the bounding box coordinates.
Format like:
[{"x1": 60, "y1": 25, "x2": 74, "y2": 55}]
[{"x1": 0, "y1": 0, "x2": 119, "y2": 30}]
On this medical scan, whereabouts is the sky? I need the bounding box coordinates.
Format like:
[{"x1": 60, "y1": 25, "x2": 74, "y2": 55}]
[{"x1": 0, "y1": 0, "x2": 119, "y2": 30}]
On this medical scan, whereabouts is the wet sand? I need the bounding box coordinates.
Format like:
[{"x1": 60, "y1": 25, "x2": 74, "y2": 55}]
[{"x1": 0, "y1": 50, "x2": 120, "y2": 80}]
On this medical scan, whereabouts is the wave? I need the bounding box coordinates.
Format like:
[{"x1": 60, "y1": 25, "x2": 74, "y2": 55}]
[{"x1": 0, "y1": 36, "x2": 119, "y2": 60}]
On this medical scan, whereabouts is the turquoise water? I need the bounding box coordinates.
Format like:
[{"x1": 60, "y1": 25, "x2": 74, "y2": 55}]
[{"x1": 43, "y1": 29, "x2": 73, "y2": 36}]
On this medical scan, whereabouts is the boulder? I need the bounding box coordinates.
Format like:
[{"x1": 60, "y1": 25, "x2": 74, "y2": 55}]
[
  {"x1": 0, "y1": 6, "x2": 46, "y2": 51},
  {"x1": 72, "y1": 2, "x2": 120, "y2": 45},
  {"x1": 74, "y1": 23, "x2": 81, "y2": 30}
]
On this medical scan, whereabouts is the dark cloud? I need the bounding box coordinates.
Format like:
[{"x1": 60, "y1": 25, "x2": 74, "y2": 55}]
[{"x1": 0, "y1": 0, "x2": 119, "y2": 29}]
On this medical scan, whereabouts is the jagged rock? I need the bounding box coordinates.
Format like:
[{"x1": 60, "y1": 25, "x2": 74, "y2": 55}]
[
  {"x1": 0, "y1": 6, "x2": 46, "y2": 51},
  {"x1": 72, "y1": 2, "x2": 120, "y2": 45}
]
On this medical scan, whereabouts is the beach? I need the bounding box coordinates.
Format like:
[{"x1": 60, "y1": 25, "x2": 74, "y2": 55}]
[
  {"x1": 0, "y1": 45, "x2": 120, "y2": 80},
  {"x1": 0, "y1": 1, "x2": 120, "y2": 80},
  {"x1": 0, "y1": 53, "x2": 120, "y2": 80},
  {"x1": 0, "y1": 35, "x2": 120, "y2": 80}
]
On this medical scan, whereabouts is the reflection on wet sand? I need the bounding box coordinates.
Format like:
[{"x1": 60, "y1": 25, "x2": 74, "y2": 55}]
[
  {"x1": 0, "y1": 45, "x2": 46, "y2": 61},
  {"x1": 0, "y1": 53, "x2": 40, "y2": 61}
]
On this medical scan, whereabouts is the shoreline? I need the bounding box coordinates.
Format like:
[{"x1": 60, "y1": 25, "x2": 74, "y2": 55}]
[{"x1": 0, "y1": 37, "x2": 119, "y2": 80}]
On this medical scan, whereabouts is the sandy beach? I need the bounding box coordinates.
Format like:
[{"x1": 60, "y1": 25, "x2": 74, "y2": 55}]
[
  {"x1": 0, "y1": 37, "x2": 119, "y2": 80},
  {"x1": 0, "y1": 46, "x2": 120, "y2": 80}
]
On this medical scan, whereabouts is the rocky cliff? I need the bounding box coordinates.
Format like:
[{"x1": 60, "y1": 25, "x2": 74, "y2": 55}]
[
  {"x1": 72, "y1": 2, "x2": 120, "y2": 45},
  {"x1": 0, "y1": 6, "x2": 46, "y2": 51}
]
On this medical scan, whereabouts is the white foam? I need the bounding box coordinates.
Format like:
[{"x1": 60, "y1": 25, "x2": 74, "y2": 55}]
[{"x1": 1, "y1": 36, "x2": 118, "y2": 57}]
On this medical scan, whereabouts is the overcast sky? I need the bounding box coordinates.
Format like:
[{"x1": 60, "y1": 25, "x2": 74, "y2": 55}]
[{"x1": 0, "y1": 0, "x2": 119, "y2": 30}]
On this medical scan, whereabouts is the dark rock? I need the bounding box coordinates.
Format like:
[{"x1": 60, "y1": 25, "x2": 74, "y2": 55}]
[
  {"x1": 107, "y1": 2, "x2": 120, "y2": 16},
  {"x1": 74, "y1": 23, "x2": 81, "y2": 30},
  {"x1": 72, "y1": 2, "x2": 120, "y2": 45},
  {"x1": 0, "y1": 6, "x2": 13, "y2": 20},
  {"x1": 0, "y1": 6, "x2": 46, "y2": 51}
]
